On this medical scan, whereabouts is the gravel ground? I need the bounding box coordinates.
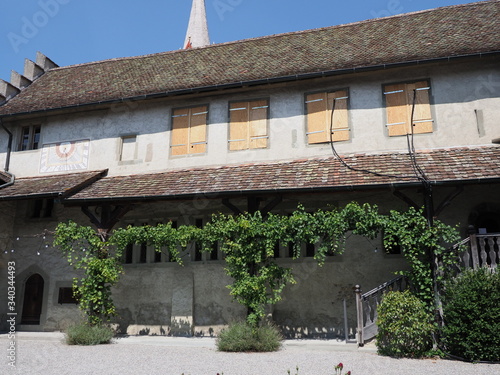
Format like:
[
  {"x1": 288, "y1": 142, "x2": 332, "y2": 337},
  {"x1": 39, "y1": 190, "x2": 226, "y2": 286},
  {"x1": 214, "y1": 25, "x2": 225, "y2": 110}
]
[{"x1": 1, "y1": 332, "x2": 499, "y2": 375}]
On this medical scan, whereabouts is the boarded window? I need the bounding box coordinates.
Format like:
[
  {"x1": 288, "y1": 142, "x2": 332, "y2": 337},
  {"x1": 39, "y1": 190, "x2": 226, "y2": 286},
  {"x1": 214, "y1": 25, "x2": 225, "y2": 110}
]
[
  {"x1": 229, "y1": 99, "x2": 269, "y2": 151},
  {"x1": 171, "y1": 106, "x2": 208, "y2": 156},
  {"x1": 306, "y1": 90, "x2": 349, "y2": 144},
  {"x1": 384, "y1": 81, "x2": 433, "y2": 136}
]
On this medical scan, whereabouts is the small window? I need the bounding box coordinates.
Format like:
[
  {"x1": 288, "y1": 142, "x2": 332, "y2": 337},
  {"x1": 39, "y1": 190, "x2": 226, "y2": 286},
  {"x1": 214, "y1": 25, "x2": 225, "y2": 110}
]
[
  {"x1": 58, "y1": 287, "x2": 79, "y2": 304},
  {"x1": 120, "y1": 135, "x2": 137, "y2": 161},
  {"x1": 124, "y1": 244, "x2": 133, "y2": 264},
  {"x1": 30, "y1": 199, "x2": 54, "y2": 218},
  {"x1": 19, "y1": 125, "x2": 41, "y2": 151},
  {"x1": 306, "y1": 90, "x2": 349, "y2": 144},
  {"x1": 171, "y1": 106, "x2": 208, "y2": 156},
  {"x1": 384, "y1": 80, "x2": 433, "y2": 136},
  {"x1": 229, "y1": 99, "x2": 269, "y2": 150}
]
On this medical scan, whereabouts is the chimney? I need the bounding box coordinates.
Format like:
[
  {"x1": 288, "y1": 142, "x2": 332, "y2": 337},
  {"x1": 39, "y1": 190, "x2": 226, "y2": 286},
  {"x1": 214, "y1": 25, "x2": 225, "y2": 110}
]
[{"x1": 184, "y1": 0, "x2": 210, "y2": 49}]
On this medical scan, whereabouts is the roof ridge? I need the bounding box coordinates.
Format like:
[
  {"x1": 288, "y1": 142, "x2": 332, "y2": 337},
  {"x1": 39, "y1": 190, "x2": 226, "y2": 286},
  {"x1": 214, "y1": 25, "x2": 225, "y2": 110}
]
[{"x1": 52, "y1": 0, "x2": 496, "y2": 72}]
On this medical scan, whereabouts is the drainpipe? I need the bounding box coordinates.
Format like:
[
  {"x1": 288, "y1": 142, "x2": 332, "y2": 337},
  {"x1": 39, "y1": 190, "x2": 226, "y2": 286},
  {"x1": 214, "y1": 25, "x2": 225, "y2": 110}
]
[{"x1": 0, "y1": 119, "x2": 15, "y2": 188}]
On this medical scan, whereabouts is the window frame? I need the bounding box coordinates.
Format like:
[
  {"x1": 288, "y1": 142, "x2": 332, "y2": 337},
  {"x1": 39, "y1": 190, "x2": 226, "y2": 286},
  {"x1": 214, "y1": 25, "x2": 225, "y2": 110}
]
[
  {"x1": 170, "y1": 105, "x2": 209, "y2": 156},
  {"x1": 305, "y1": 89, "x2": 350, "y2": 145},
  {"x1": 18, "y1": 125, "x2": 41, "y2": 151},
  {"x1": 383, "y1": 79, "x2": 434, "y2": 137},
  {"x1": 228, "y1": 98, "x2": 270, "y2": 151}
]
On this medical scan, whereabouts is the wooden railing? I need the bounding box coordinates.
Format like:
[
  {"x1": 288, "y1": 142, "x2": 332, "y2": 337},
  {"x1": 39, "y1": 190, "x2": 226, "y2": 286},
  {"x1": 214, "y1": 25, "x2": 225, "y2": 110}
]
[
  {"x1": 354, "y1": 233, "x2": 499, "y2": 346},
  {"x1": 354, "y1": 275, "x2": 409, "y2": 346}
]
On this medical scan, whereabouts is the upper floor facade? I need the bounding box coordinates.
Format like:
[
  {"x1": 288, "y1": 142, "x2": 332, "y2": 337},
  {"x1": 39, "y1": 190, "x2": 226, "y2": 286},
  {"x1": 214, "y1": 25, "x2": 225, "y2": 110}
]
[{"x1": 0, "y1": 0, "x2": 499, "y2": 179}]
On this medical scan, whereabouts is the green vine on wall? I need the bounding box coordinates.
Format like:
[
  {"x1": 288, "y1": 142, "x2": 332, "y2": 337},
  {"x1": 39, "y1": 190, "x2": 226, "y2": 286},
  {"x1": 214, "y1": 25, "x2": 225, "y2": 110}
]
[
  {"x1": 53, "y1": 221, "x2": 123, "y2": 325},
  {"x1": 53, "y1": 202, "x2": 461, "y2": 327}
]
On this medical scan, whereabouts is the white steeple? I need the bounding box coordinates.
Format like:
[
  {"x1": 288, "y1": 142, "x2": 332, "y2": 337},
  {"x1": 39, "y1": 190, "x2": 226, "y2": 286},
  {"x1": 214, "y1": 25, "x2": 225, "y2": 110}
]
[{"x1": 184, "y1": 0, "x2": 210, "y2": 49}]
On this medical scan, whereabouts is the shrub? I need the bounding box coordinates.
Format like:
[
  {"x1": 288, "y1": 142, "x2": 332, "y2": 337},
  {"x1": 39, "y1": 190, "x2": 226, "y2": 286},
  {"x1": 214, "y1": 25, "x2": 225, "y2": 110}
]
[
  {"x1": 216, "y1": 321, "x2": 282, "y2": 352},
  {"x1": 65, "y1": 322, "x2": 115, "y2": 345},
  {"x1": 376, "y1": 290, "x2": 434, "y2": 358},
  {"x1": 441, "y1": 267, "x2": 500, "y2": 362}
]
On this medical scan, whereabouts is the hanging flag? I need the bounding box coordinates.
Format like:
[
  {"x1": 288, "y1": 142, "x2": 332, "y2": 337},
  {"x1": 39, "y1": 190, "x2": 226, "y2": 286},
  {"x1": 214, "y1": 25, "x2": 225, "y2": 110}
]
[{"x1": 185, "y1": 37, "x2": 192, "y2": 49}]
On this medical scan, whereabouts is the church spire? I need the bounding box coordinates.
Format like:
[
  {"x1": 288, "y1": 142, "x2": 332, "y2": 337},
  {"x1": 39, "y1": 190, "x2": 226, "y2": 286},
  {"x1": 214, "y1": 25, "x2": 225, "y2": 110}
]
[{"x1": 184, "y1": 0, "x2": 210, "y2": 49}]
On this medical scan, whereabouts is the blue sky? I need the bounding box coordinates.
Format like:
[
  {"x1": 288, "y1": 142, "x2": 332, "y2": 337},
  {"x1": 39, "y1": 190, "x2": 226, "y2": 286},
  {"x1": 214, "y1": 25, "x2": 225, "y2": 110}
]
[{"x1": 0, "y1": 0, "x2": 478, "y2": 82}]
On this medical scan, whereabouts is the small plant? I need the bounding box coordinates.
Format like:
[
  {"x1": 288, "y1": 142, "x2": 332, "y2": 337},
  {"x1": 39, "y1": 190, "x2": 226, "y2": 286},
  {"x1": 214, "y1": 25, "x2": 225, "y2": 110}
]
[
  {"x1": 441, "y1": 267, "x2": 500, "y2": 362},
  {"x1": 216, "y1": 321, "x2": 282, "y2": 352},
  {"x1": 288, "y1": 363, "x2": 351, "y2": 374},
  {"x1": 65, "y1": 322, "x2": 115, "y2": 345},
  {"x1": 376, "y1": 290, "x2": 434, "y2": 358}
]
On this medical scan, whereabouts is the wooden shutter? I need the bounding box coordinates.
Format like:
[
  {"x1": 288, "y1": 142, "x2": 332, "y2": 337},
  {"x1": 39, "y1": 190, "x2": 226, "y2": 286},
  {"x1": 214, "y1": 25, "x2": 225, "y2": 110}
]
[
  {"x1": 307, "y1": 91, "x2": 350, "y2": 144},
  {"x1": 328, "y1": 90, "x2": 349, "y2": 142},
  {"x1": 306, "y1": 93, "x2": 328, "y2": 144},
  {"x1": 385, "y1": 81, "x2": 433, "y2": 136},
  {"x1": 384, "y1": 84, "x2": 408, "y2": 136},
  {"x1": 189, "y1": 106, "x2": 208, "y2": 154},
  {"x1": 171, "y1": 106, "x2": 207, "y2": 155},
  {"x1": 229, "y1": 102, "x2": 249, "y2": 151},
  {"x1": 409, "y1": 81, "x2": 433, "y2": 134},
  {"x1": 171, "y1": 108, "x2": 190, "y2": 155},
  {"x1": 249, "y1": 100, "x2": 268, "y2": 149}
]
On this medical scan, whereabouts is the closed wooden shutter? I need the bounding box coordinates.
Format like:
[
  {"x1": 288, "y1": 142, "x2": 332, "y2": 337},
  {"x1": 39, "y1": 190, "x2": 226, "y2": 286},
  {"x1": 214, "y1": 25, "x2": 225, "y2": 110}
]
[
  {"x1": 384, "y1": 84, "x2": 408, "y2": 137},
  {"x1": 328, "y1": 90, "x2": 349, "y2": 142},
  {"x1": 409, "y1": 81, "x2": 433, "y2": 134},
  {"x1": 171, "y1": 108, "x2": 190, "y2": 155},
  {"x1": 171, "y1": 106, "x2": 208, "y2": 155},
  {"x1": 384, "y1": 81, "x2": 433, "y2": 136},
  {"x1": 306, "y1": 91, "x2": 350, "y2": 144},
  {"x1": 249, "y1": 100, "x2": 268, "y2": 149},
  {"x1": 229, "y1": 100, "x2": 269, "y2": 150},
  {"x1": 306, "y1": 92, "x2": 328, "y2": 144},
  {"x1": 190, "y1": 106, "x2": 208, "y2": 154},
  {"x1": 229, "y1": 102, "x2": 249, "y2": 151}
]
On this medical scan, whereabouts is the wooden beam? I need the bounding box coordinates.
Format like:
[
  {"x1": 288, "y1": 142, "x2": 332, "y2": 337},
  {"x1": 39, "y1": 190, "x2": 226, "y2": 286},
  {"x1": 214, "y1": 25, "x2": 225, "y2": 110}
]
[{"x1": 434, "y1": 185, "x2": 464, "y2": 217}]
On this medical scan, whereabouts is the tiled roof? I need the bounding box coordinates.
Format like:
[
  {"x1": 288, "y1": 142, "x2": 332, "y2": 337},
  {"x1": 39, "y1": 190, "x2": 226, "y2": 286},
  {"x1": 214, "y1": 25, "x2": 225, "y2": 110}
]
[
  {"x1": 0, "y1": 170, "x2": 107, "y2": 200},
  {"x1": 1, "y1": 1, "x2": 499, "y2": 116},
  {"x1": 64, "y1": 146, "x2": 500, "y2": 203}
]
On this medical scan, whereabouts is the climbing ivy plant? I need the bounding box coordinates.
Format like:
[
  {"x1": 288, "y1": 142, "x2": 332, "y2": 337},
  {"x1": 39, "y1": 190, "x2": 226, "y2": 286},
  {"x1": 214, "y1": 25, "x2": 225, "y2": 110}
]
[
  {"x1": 382, "y1": 207, "x2": 461, "y2": 310},
  {"x1": 53, "y1": 202, "x2": 461, "y2": 328},
  {"x1": 53, "y1": 221, "x2": 124, "y2": 326},
  {"x1": 196, "y1": 202, "x2": 383, "y2": 326}
]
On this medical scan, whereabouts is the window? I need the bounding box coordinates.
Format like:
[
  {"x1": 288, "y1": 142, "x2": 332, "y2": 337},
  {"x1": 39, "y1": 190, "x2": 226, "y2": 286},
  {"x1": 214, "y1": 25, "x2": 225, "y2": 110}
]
[
  {"x1": 30, "y1": 199, "x2": 54, "y2": 218},
  {"x1": 19, "y1": 125, "x2": 41, "y2": 151},
  {"x1": 305, "y1": 90, "x2": 349, "y2": 144},
  {"x1": 58, "y1": 287, "x2": 79, "y2": 304},
  {"x1": 171, "y1": 106, "x2": 208, "y2": 156},
  {"x1": 384, "y1": 80, "x2": 433, "y2": 136},
  {"x1": 229, "y1": 99, "x2": 269, "y2": 150}
]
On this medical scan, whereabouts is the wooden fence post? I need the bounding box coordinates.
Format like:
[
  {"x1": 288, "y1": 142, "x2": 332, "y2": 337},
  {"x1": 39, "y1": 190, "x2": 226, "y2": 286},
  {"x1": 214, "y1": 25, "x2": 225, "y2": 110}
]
[{"x1": 354, "y1": 285, "x2": 364, "y2": 347}]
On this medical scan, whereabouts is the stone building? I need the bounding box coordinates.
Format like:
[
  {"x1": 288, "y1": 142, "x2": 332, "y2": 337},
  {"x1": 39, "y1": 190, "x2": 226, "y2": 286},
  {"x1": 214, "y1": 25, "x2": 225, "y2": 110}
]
[{"x1": 0, "y1": 0, "x2": 499, "y2": 337}]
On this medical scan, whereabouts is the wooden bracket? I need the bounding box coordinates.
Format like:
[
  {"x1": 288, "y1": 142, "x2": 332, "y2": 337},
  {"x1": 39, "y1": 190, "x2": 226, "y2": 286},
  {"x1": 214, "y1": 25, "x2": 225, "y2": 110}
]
[{"x1": 81, "y1": 204, "x2": 133, "y2": 239}]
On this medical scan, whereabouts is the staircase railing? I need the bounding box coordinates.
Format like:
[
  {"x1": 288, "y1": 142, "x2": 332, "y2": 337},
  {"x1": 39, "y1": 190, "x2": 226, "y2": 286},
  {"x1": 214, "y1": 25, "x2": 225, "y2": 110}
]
[
  {"x1": 354, "y1": 275, "x2": 409, "y2": 346},
  {"x1": 354, "y1": 233, "x2": 500, "y2": 346}
]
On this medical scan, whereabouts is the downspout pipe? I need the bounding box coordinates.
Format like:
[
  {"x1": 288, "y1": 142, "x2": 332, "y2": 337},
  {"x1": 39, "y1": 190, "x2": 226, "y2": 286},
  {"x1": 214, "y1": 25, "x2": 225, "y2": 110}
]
[{"x1": 0, "y1": 119, "x2": 15, "y2": 188}]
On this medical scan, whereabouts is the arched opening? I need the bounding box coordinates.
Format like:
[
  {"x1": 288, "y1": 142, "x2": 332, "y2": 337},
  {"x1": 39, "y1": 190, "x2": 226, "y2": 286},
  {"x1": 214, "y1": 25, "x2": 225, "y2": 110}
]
[{"x1": 21, "y1": 273, "x2": 44, "y2": 325}]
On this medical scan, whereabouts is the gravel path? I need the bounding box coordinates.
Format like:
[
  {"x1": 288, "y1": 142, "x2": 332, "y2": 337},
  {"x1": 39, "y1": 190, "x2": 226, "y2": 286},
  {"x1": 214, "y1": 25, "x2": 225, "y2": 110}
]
[{"x1": 1, "y1": 332, "x2": 498, "y2": 375}]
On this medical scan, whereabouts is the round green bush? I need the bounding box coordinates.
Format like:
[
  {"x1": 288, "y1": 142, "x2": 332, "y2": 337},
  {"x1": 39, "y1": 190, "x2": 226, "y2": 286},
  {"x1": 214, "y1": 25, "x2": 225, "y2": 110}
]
[
  {"x1": 216, "y1": 321, "x2": 283, "y2": 352},
  {"x1": 442, "y1": 267, "x2": 500, "y2": 362},
  {"x1": 65, "y1": 322, "x2": 115, "y2": 345},
  {"x1": 376, "y1": 290, "x2": 434, "y2": 358}
]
